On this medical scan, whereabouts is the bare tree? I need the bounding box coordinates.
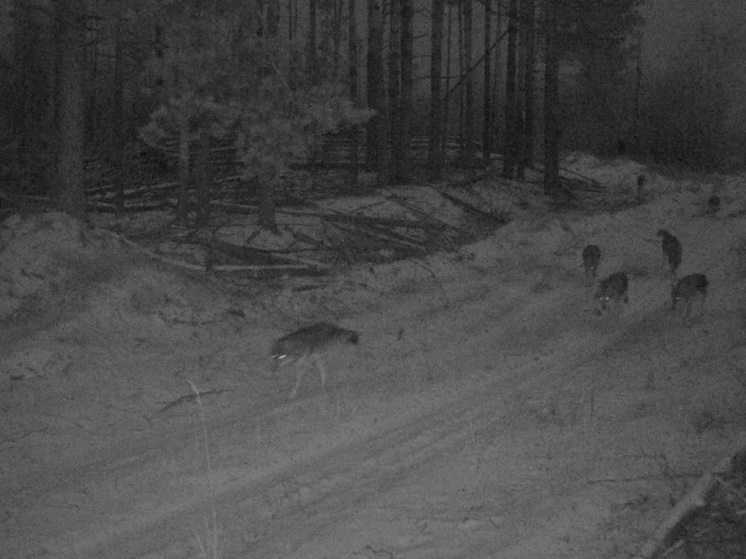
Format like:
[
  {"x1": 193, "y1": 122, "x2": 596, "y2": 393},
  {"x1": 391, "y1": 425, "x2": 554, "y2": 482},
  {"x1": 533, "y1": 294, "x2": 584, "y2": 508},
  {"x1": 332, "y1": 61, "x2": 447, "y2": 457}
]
[
  {"x1": 54, "y1": 0, "x2": 86, "y2": 218},
  {"x1": 427, "y1": 0, "x2": 445, "y2": 178}
]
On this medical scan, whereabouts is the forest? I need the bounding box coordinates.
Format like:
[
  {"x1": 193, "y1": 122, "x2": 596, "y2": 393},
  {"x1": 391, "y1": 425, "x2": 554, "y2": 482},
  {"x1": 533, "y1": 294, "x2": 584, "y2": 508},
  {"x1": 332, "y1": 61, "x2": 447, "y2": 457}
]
[
  {"x1": 3, "y1": 3, "x2": 746, "y2": 558},
  {"x1": 1, "y1": 0, "x2": 744, "y2": 228}
]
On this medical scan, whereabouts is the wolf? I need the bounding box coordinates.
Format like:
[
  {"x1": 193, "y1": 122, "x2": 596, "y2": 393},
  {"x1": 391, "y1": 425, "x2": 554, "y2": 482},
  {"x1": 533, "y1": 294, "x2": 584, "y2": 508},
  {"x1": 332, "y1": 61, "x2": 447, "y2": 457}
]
[
  {"x1": 582, "y1": 244, "x2": 601, "y2": 284},
  {"x1": 269, "y1": 322, "x2": 360, "y2": 399},
  {"x1": 671, "y1": 273, "x2": 708, "y2": 320},
  {"x1": 657, "y1": 229, "x2": 682, "y2": 277},
  {"x1": 594, "y1": 271, "x2": 629, "y2": 313}
]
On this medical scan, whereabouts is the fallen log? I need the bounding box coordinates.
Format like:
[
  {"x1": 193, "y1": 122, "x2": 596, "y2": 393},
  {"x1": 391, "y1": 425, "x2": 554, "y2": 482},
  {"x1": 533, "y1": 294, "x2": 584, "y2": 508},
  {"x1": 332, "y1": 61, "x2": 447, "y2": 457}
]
[
  {"x1": 204, "y1": 237, "x2": 331, "y2": 270},
  {"x1": 436, "y1": 189, "x2": 508, "y2": 224},
  {"x1": 261, "y1": 208, "x2": 451, "y2": 232},
  {"x1": 633, "y1": 432, "x2": 746, "y2": 559}
]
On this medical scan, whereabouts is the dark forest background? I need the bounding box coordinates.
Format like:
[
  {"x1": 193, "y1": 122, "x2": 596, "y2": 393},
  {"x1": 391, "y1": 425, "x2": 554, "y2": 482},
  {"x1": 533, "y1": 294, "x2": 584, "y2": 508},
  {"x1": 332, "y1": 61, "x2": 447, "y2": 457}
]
[{"x1": 1, "y1": 0, "x2": 744, "y2": 226}]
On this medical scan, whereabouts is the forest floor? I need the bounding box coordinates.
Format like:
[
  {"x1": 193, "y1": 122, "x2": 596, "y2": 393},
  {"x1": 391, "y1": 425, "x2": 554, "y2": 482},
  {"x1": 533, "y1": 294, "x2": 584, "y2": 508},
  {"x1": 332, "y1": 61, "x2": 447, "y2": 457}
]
[{"x1": 1, "y1": 154, "x2": 745, "y2": 559}]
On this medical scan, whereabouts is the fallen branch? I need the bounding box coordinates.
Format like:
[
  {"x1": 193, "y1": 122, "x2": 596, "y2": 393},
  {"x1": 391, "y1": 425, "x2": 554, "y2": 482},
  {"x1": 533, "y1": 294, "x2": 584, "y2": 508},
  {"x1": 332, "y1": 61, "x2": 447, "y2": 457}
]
[
  {"x1": 436, "y1": 189, "x2": 508, "y2": 224},
  {"x1": 383, "y1": 189, "x2": 452, "y2": 229},
  {"x1": 294, "y1": 209, "x2": 449, "y2": 231},
  {"x1": 98, "y1": 228, "x2": 207, "y2": 272},
  {"x1": 633, "y1": 432, "x2": 746, "y2": 559},
  {"x1": 158, "y1": 388, "x2": 228, "y2": 413},
  {"x1": 213, "y1": 263, "x2": 329, "y2": 279},
  {"x1": 330, "y1": 220, "x2": 427, "y2": 251},
  {"x1": 204, "y1": 236, "x2": 331, "y2": 270}
]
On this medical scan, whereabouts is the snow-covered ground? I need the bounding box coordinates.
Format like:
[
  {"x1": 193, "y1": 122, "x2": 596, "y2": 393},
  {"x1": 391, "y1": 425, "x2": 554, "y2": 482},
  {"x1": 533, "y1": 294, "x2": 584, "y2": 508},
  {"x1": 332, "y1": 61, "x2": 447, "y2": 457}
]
[{"x1": 1, "y1": 154, "x2": 745, "y2": 558}]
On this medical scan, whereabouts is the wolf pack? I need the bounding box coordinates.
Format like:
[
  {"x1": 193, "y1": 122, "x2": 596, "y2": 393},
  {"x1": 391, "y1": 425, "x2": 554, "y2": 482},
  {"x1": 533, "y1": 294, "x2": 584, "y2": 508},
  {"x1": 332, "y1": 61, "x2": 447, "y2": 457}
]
[
  {"x1": 269, "y1": 228, "x2": 709, "y2": 399},
  {"x1": 584, "y1": 228, "x2": 708, "y2": 320}
]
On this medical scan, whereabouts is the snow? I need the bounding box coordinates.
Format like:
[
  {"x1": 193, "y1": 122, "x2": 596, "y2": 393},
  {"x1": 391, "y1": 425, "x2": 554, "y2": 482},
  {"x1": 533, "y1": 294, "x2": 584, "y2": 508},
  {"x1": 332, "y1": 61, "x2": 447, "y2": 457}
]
[{"x1": 1, "y1": 154, "x2": 745, "y2": 559}]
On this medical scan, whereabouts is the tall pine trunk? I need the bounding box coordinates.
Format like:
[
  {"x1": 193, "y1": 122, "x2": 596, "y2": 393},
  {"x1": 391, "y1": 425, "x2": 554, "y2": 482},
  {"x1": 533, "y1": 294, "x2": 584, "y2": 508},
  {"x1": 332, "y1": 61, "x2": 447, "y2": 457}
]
[
  {"x1": 257, "y1": 177, "x2": 278, "y2": 232},
  {"x1": 54, "y1": 0, "x2": 86, "y2": 218},
  {"x1": 482, "y1": 0, "x2": 492, "y2": 165},
  {"x1": 257, "y1": 6, "x2": 280, "y2": 231},
  {"x1": 287, "y1": 0, "x2": 294, "y2": 40},
  {"x1": 332, "y1": 0, "x2": 342, "y2": 79},
  {"x1": 348, "y1": 0, "x2": 359, "y2": 185},
  {"x1": 176, "y1": 128, "x2": 190, "y2": 226},
  {"x1": 195, "y1": 134, "x2": 212, "y2": 226},
  {"x1": 492, "y1": 0, "x2": 502, "y2": 156},
  {"x1": 520, "y1": 0, "x2": 536, "y2": 171},
  {"x1": 456, "y1": 2, "x2": 464, "y2": 157},
  {"x1": 307, "y1": 0, "x2": 318, "y2": 80},
  {"x1": 399, "y1": 0, "x2": 413, "y2": 181},
  {"x1": 543, "y1": 0, "x2": 560, "y2": 197},
  {"x1": 502, "y1": 0, "x2": 518, "y2": 179},
  {"x1": 366, "y1": 0, "x2": 386, "y2": 179},
  {"x1": 462, "y1": 0, "x2": 474, "y2": 167},
  {"x1": 112, "y1": 17, "x2": 126, "y2": 216},
  {"x1": 427, "y1": 0, "x2": 444, "y2": 178},
  {"x1": 387, "y1": 0, "x2": 402, "y2": 183},
  {"x1": 515, "y1": 0, "x2": 526, "y2": 179},
  {"x1": 442, "y1": 3, "x2": 453, "y2": 158}
]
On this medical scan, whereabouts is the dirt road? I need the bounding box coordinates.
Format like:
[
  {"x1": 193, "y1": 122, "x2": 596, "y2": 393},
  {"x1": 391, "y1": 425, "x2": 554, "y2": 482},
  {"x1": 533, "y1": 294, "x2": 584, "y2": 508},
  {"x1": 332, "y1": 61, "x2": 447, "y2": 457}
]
[{"x1": 2, "y1": 212, "x2": 745, "y2": 559}]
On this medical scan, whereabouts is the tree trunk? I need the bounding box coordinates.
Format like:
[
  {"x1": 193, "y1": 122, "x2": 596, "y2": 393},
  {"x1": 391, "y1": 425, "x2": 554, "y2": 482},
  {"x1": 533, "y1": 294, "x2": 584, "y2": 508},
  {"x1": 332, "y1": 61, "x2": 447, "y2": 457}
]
[
  {"x1": 462, "y1": 0, "x2": 474, "y2": 167},
  {"x1": 14, "y1": 0, "x2": 54, "y2": 188},
  {"x1": 521, "y1": 0, "x2": 536, "y2": 170},
  {"x1": 427, "y1": 0, "x2": 445, "y2": 178},
  {"x1": 54, "y1": 0, "x2": 86, "y2": 219},
  {"x1": 633, "y1": 45, "x2": 642, "y2": 152},
  {"x1": 332, "y1": 0, "x2": 342, "y2": 79},
  {"x1": 482, "y1": 0, "x2": 492, "y2": 165},
  {"x1": 348, "y1": 0, "x2": 359, "y2": 185},
  {"x1": 456, "y1": 2, "x2": 464, "y2": 158},
  {"x1": 258, "y1": 178, "x2": 278, "y2": 232},
  {"x1": 195, "y1": 134, "x2": 212, "y2": 226},
  {"x1": 287, "y1": 0, "x2": 294, "y2": 40},
  {"x1": 493, "y1": 0, "x2": 502, "y2": 155},
  {"x1": 113, "y1": 18, "x2": 125, "y2": 216},
  {"x1": 543, "y1": 0, "x2": 560, "y2": 197},
  {"x1": 502, "y1": 0, "x2": 518, "y2": 179},
  {"x1": 366, "y1": 0, "x2": 386, "y2": 179},
  {"x1": 442, "y1": 2, "x2": 453, "y2": 158},
  {"x1": 176, "y1": 128, "x2": 190, "y2": 225},
  {"x1": 399, "y1": 0, "x2": 413, "y2": 181},
  {"x1": 307, "y1": 0, "x2": 318, "y2": 80},
  {"x1": 388, "y1": 0, "x2": 402, "y2": 184},
  {"x1": 515, "y1": 0, "x2": 526, "y2": 179}
]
